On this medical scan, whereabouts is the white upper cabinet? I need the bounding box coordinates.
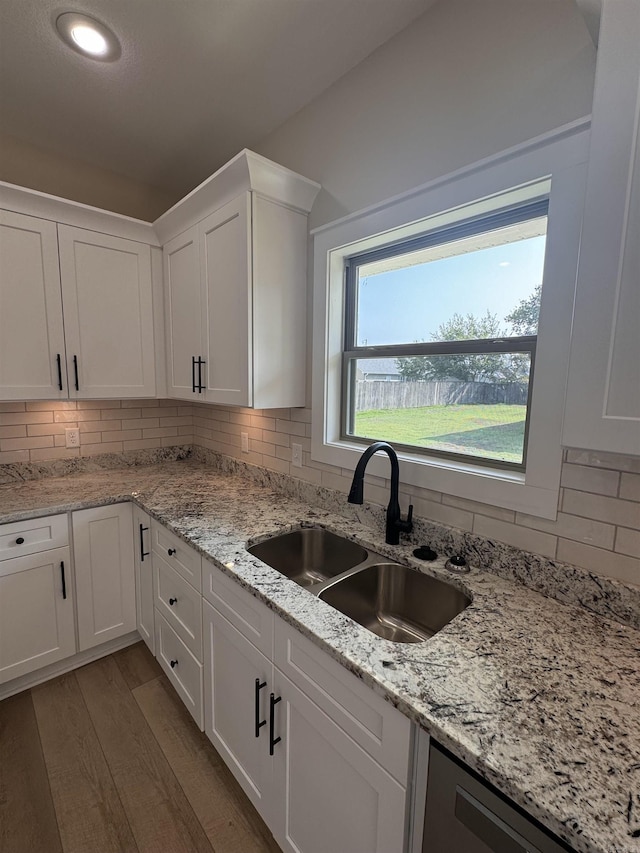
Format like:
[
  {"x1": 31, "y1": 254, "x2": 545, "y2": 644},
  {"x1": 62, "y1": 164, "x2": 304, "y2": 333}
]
[
  {"x1": 155, "y1": 149, "x2": 320, "y2": 408},
  {"x1": 200, "y1": 195, "x2": 252, "y2": 406},
  {"x1": 58, "y1": 225, "x2": 156, "y2": 399},
  {"x1": 0, "y1": 184, "x2": 159, "y2": 402},
  {"x1": 563, "y1": 0, "x2": 640, "y2": 455},
  {"x1": 163, "y1": 224, "x2": 203, "y2": 398},
  {"x1": 0, "y1": 211, "x2": 67, "y2": 400}
]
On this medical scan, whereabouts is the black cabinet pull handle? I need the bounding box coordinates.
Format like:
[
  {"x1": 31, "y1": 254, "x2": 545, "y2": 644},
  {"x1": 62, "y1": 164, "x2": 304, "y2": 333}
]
[
  {"x1": 197, "y1": 357, "x2": 205, "y2": 393},
  {"x1": 191, "y1": 356, "x2": 197, "y2": 394},
  {"x1": 15, "y1": 537, "x2": 25, "y2": 545},
  {"x1": 60, "y1": 561, "x2": 67, "y2": 600},
  {"x1": 73, "y1": 355, "x2": 79, "y2": 391},
  {"x1": 269, "y1": 692, "x2": 282, "y2": 755},
  {"x1": 170, "y1": 659, "x2": 178, "y2": 668},
  {"x1": 56, "y1": 353, "x2": 63, "y2": 391},
  {"x1": 167, "y1": 548, "x2": 176, "y2": 556},
  {"x1": 169, "y1": 597, "x2": 177, "y2": 606},
  {"x1": 139, "y1": 524, "x2": 149, "y2": 562},
  {"x1": 255, "y1": 679, "x2": 267, "y2": 738}
]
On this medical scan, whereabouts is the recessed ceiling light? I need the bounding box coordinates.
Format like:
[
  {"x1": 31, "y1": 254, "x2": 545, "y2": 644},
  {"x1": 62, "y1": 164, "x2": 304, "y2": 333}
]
[{"x1": 55, "y1": 12, "x2": 121, "y2": 61}]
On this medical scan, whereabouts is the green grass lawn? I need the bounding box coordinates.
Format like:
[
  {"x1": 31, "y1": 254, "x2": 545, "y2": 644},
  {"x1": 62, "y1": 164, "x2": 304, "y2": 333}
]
[{"x1": 354, "y1": 404, "x2": 526, "y2": 463}]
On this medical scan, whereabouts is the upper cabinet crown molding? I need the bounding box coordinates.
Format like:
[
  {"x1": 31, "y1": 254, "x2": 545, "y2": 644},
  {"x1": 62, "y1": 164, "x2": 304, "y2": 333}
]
[
  {"x1": 153, "y1": 149, "x2": 321, "y2": 245},
  {"x1": 563, "y1": 0, "x2": 640, "y2": 455},
  {"x1": 0, "y1": 180, "x2": 159, "y2": 246}
]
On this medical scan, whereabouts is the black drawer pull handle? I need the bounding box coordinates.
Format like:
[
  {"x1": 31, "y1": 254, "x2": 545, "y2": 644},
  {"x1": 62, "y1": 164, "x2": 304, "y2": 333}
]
[
  {"x1": 56, "y1": 353, "x2": 63, "y2": 390},
  {"x1": 139, "y1": 524, "x2": 149, "y2": 562},
  {"x1": 167, "y1": 548, "x2": 176, "y2": 556},
  {"x1": 192, "y1": 356, "x2": 197, "y2": 394},
  {"x1": 170, "y1": 659, "x2": 178, "y2": 668},
  {"x1": 73, "y1": 355, "x2": 79, "y2": 391},
  {"x1": 197, "y1": 357, "x2": 205, "y2": 393},
  {"x1": 255, "y1": 679, "x2": 267, "y2": 738},
  {"x1": 60, "y1": 561, "x2": 67, "y2": 600},
  {"x1": 269, "y1": 693, "x2": 282, "y2": 755},
  {"x1": 169, "y1": 597, "x2": 177, "y2": 606},
  {"x1": 15, "y1": 537, "x2": 25, "y2": 545}
]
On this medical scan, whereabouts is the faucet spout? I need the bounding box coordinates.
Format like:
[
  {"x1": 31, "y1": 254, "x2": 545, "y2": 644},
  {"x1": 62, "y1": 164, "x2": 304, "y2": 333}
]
[{"x1": 348, "y1": 442, "x2": 413, "y2": 545}]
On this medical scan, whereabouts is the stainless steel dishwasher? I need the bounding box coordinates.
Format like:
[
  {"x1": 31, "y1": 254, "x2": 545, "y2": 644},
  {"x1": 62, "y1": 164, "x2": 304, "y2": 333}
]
[{"x1": 422, "y1": 742, "x2": 576, "y2": 853}]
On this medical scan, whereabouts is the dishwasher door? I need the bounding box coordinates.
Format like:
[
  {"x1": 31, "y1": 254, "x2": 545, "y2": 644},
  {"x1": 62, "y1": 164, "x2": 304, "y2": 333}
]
[{"x1": 422, "y1": 743, "x2": 575, "y2": 853}]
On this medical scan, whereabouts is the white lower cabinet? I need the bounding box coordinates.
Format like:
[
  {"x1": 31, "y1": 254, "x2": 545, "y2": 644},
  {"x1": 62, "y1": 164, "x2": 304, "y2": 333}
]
[
  {"x1": 203, "y1": 561, "x2": 411, "y2": 853},
  {"x1": 72, "y1": 503, "x2": 136, "y2": 651},
  {"x1": 272, "y1": 671, "x2": 407, "y2": 853},
  {"x1": 0, "y1": 545, "x2": 75, "y2": 684},
  {"x1": 133, "y1": 505, "x2": 154, "y2": 654}
]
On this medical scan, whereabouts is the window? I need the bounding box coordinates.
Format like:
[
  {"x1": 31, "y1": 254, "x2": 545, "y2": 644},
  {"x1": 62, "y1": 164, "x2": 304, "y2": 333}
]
[
  {"x1": 311, "y1": 121, "x2": 590, "y2": 518},
  {"x1": 342, "y1": 201, "x2": 548, "y2": 470}
]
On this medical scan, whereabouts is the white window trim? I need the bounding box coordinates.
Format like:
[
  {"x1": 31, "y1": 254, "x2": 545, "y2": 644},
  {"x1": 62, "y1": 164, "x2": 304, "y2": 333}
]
[{"x1": 311, "y1": 119, "x2": 591, "y2": 520}]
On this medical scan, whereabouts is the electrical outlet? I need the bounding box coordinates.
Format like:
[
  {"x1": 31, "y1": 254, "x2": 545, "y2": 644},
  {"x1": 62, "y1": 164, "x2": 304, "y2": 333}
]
[
  {"x1": 241, "y1": 432, "x2": 249, "y2": 453},
  {"x1": 65, "y1": 427, "x2": 80, "y2": 448},
  {"x1": 291, "y1": 443, "x2": 302, "y2": 468}
]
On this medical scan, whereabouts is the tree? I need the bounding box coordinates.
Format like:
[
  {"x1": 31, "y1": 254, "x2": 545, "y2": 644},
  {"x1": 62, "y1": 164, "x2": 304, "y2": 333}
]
[
  {"x1": 395, "y1": 311, "x2": 527, "y2": 382},
  {"x1": 505, "y1": 284, "x2": 541, "y2": 335},
  {"x1": 394, "y1": 284, "x2": 543, "y2": 385}
]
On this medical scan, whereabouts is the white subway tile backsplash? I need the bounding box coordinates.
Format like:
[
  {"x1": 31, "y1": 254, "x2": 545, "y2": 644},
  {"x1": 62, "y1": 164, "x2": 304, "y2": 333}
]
[
  {"x1": 0, "y1": 411, "x2": 53, "y2": 425},
  {"x1": 615, "y1": 527, "x2": 640, "y2": 558},
  {"x1": 620, "y1": 473, "x2": 640, "y2": 503},
  {"x1": 560, "y1": 463, "x2": 620, "y2": 496},
  {"x1": 473, "y1": 515, "x2": 557, "y2": 558},
  {"x1": 565, "y1": 448, "x2": 640, "y2": 474},
  {"x1": 557, "y1": 539, "x2": 640, "y2": 585},
  {"x1": 563, "y1": 489, "x2": 640, "y2": 528},
  {"x1": 4, "y1": 398, "x2": 639, "y2": 589},
  {"x1": 515, "y1": 511, "x2": 616, "y2": 550}
]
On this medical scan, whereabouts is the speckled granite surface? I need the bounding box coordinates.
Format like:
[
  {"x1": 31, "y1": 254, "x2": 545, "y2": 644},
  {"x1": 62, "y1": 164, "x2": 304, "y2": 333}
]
[{"x1": 1, "y1": 459, "x2": 638, "y2": 853}]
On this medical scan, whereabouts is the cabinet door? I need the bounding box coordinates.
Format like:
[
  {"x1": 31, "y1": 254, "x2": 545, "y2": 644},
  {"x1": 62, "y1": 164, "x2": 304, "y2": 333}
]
[
  {"x1": 72, "y1": 503, "x2": 136, "y2": 651},
  {"x1": 271, "y1": 670, "x2": 407, "y2": 853},
  {"x1": 132, "y1": 505, "x2": 154, "y2": 654},
  {"x1": 0, "y1": 210, "x2": 67, "y2": 400},
  {"x1": 163, "y1": 225, "x2": 203, "y2": 400},
  {"x1": 200, "y1": 194, "x2": 252, "y2": 406},
  {"x1": 0, "y1": 546, "x2": 75, "y2": 683},
  {"x1": 203, "y1": 600, "x2": 275, "y2": 824},
  {"x1": 58, "y1": 225, "x2": 156, "y2": 399},
  {"x1": 563, "y1": 1, "x2": 640, "y2": 454}
]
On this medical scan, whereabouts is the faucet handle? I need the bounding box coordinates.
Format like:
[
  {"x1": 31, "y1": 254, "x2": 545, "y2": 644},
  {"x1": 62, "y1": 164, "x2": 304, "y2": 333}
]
[{"x1": 397, "y1": 503, "x2": 414, "y2": 534}]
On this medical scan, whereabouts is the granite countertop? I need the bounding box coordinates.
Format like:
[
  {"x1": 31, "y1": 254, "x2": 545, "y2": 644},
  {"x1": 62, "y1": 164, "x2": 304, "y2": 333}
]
[{"x1": 1, "y1": 459, "x2": 638, "y2": 853}]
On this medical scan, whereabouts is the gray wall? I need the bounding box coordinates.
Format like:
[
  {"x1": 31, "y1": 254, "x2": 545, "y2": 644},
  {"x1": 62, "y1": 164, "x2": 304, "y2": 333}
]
[{"x1": 256, "y1": 0, "x2": 596, "y2": 230}]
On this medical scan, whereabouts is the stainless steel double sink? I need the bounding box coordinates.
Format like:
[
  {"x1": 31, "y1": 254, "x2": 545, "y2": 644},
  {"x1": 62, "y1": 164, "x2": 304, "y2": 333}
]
[{"x1": 247, "y1": 528, "x2": 470, "y2": 644}]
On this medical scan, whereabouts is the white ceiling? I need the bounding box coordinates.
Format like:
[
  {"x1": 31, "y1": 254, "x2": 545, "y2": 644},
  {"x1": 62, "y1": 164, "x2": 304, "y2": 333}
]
[{"x1": 0, "y1": 0, "x2": 437, "y2": 196}]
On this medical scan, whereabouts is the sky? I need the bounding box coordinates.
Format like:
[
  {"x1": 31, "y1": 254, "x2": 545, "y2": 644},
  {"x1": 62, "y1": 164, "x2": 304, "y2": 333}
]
[{"x1": 356, "y1": 235, "x2": 547, "y2": 346}]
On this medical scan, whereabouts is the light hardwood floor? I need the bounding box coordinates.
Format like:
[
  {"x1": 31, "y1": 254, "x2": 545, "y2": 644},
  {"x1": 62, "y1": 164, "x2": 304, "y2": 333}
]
[{"x1": 0, "y1": 643, "x2": 282, "y2": 853}]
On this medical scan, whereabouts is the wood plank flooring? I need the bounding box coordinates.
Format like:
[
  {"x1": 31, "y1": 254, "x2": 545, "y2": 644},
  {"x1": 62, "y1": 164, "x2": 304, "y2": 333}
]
[{"x1": 0, "y1": 643, "x2": 282, "y2": 853}]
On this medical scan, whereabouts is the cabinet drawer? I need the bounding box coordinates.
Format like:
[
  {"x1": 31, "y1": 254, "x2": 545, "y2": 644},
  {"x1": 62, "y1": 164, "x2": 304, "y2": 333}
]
[
  {"x1": 274, "y1": 619, "x2": 411, "y2": 785},
  {"x1": 155, "y1": 612, "x2": 203, "y2": 729},
  {"x1": 154, "y1": 554, "x2": 202, "y2": 660},
  {"x1": 202, "y1": 558, "x2": 274, "y2": 659},
  {"x1": 151, "y1": 521, "x2": 201, "y2": 591},
  {"x1": 0, "y1": 514, "x2": 68, "y2": 561}
]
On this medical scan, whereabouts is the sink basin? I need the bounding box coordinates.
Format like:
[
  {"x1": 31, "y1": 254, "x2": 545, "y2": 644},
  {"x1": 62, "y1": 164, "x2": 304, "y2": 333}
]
[
  {"x1": 318, "y1": 563, "x2": 471, "y2": 643},
  {"x1": 247, "y1": 528, "x2": 368, "y2": 588}
]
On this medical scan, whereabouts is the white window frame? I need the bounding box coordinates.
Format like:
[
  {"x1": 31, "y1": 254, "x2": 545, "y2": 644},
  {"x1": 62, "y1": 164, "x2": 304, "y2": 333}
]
[{"x1": 311, "y1": 119, "x2": 591, "y2": 520}]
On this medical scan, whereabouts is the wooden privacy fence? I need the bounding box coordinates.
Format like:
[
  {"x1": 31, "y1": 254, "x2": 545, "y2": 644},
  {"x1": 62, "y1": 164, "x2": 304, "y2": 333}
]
[{"x1": 355, "y1": 380, "x2": 529, "y2": 411}]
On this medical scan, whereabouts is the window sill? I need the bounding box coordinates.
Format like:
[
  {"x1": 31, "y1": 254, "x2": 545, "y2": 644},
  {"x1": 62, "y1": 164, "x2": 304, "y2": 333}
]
[{"x1": 311, "y1": 436, "x2": 560, "y2": 519}]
